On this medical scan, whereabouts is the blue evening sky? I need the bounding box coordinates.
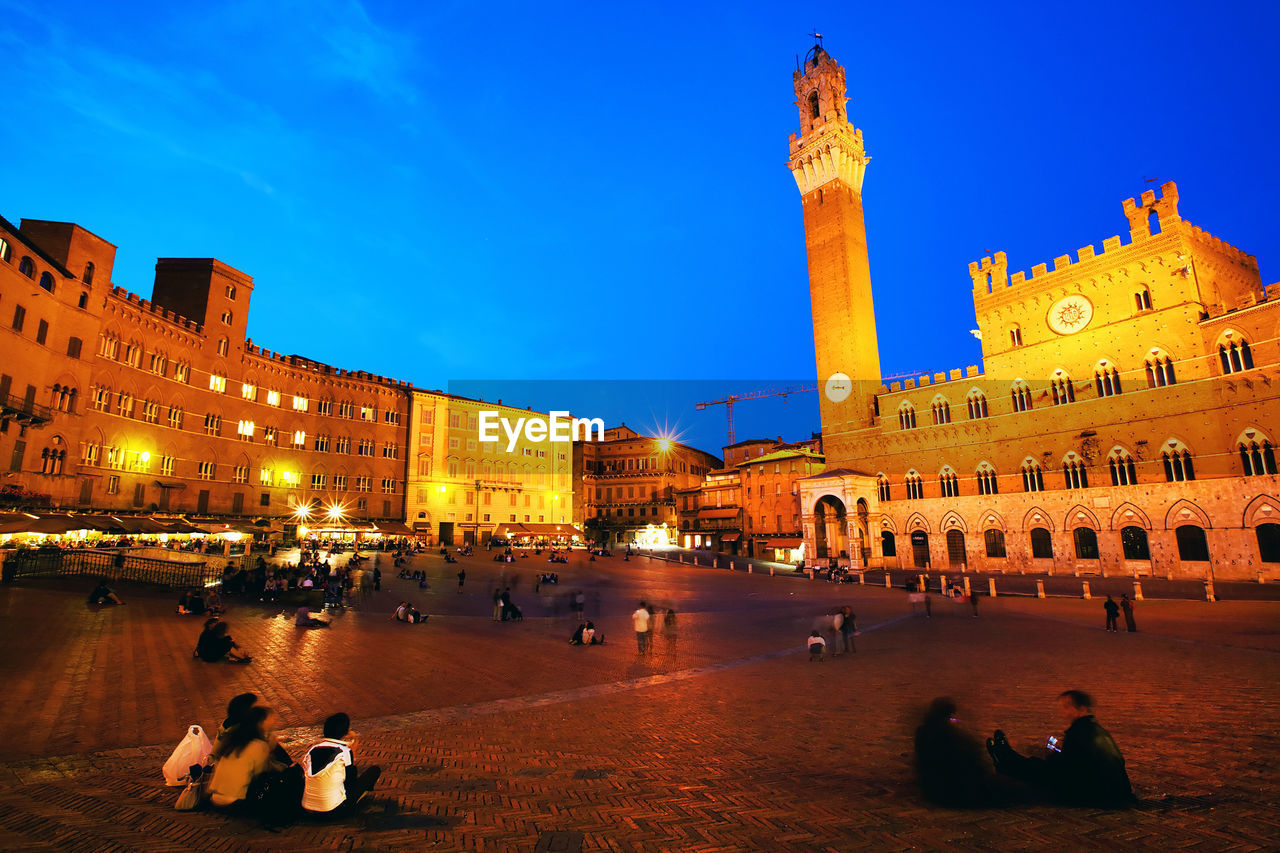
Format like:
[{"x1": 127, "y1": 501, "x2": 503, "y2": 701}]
[{"x1": 2, "y1": 1, "x2": 1277, "y2": 456}]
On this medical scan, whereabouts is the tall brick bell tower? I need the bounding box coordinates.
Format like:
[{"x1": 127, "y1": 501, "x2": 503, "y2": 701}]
[{"x1": 789, "y1": 43, "x2": 881, "y2": 439}]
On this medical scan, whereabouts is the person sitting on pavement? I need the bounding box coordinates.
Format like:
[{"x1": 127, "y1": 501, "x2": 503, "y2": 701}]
[
  {"x1": 915, "y1": 697, "x2": 1004, "y2": 807},
  {"x1": 87, "y1": 580, "x2": 123, "y2": 605},
  {"x1": 295, "y1": 606, "x2": 330, "y2": 628},
  {"x1": 987, "y1": 689, "x2": 1136, "y2": 808},
  {"x1": 807, "y1": 630, "x2": 826, "y2": 661},
  {"x1": 196, "y1": 621, "x2": 252, "y2": 663},
  {"x1": 300, "y1": 713, "x2": 381, "y2": 816},
  {"x1": 208, "y1": 706, "x2": 290, "y2": 811},
  {"x1": 569, "y1": 623, "x2": 586, "y2": 645},
  {"x1": 216, "y1": 692, "x2": 294, "y2": 765},
  {"x1": 583, "y1": 621, "x2": 604, "y2": 644},
  {"x1": 392, "y1": 602, "x2": 425, "y2": 624},
  {"x1": 177, "y1": 589, "x2": 206, "y2": 615}
]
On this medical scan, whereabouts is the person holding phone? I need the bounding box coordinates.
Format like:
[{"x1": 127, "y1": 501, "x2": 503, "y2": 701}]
[{"x1": 987, "y1": 689, "x2": 1136, "y2": 808}]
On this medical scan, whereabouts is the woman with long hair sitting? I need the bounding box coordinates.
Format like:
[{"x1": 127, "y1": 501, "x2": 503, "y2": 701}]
[{"x1": 208, "y1": 707, "x2": 289, "y2": 811}]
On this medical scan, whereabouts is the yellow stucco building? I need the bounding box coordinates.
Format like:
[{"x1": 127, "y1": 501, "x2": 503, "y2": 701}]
[
  {"x1": 792, "y1": 44, "x2": 1279, "y2": 583},
  {"x1": 404, "y1": 391, "x2": 575, "y2": 545}
]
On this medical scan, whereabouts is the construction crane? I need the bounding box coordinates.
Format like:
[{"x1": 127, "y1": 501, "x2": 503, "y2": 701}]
[
  {"x1": 695, "y1": 371, "x2": 926, "y2": 447},
  {"x1": 695, "y1": 386, "x2": 817, "y2": 447}
]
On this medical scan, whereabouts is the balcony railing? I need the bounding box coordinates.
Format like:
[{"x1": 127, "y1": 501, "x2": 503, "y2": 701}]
[{"x1": 0, "y1": 393, "x2": 53, "y2": 426}]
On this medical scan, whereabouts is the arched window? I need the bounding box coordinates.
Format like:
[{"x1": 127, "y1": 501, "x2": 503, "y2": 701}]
[
  {"x1": 1219, "y1": 338, "x2": 1253, "y2": 373},
  {"x1": 931, "y1": 397, "x2": 951, "y2": 425},
  {"x1": 1258, "y1": 524, "x2": 1280, "y2": 564},
  {"x1": 1021, "y1": 459, "x2": 1044, "y2": 493},
  {"x1": 1010, "y1": 381, "x2": 1033, "y2": 412},
  {"x1": 1094, "y1": 362, "x2": 1122, "y2": 397},
  {"x1": 1239, "y1": 438, "x2": 1278, "y2": 476},
  {"x1": 38, "y1": 271, "x2": 54, "y2": 293},
  {"x1": 905, "y1": 471, "x2": 924, "y2": 501},
  {"x1": 881, "y1": 530, "x2": 896, "y2": 557},
  {"x1": 1121, "y1": 526, "x2": 1150, "y2": 561},
  {"x1": 78, "y1": 292, "x2": 88, "y2": 309},
  {"x1": 83, "y1": 262, "x2": 95, "y2": 285},
  {"x1": 939, "y1": 467, "x2": 959, "y2": 498},
  {"x1": 984, "y1": 528, "x2": 1007, "y2": 558},
  {"x1": 1175, "y1": 525, "x2": 1210, "y2": 562},
  {"x1": 1145, "y1": 352, "x2": 1176, "y2": 387},
  {"x1": 18, "y1": 256, "x2": 35, "y2": 278},
  {"x1": 808, "y1": 90, "x2": 820, "y2": 119},
  {"x1": 1009, "y1": 325, "x2": 1023, "y2": 347},
  {"x1": 966, "y1": 390, "x2": 988, "y2": 419},
  {"x1": 39, "y1": 446, "x2": 66, "y2": 475},
  {"x1": 1050, "y1": 374, "x2": 1075, "y2": 405},
  {"x1": 1062, "y1": 454, "x2": 1089, "y2": 489},
  {"x1": 898, "y1": 403, "x2": 917, "y2": 430},
  {"x1": 0, "y1": 238, "x2": 10, "y2": 262},
  {"x1": 1030, "y1": 527, "x2": 1053, "y2": 559},
  {"x1": 1108, "y1": 448, "x2": 1138, "y2": 486},
  {"x1": 976, "y1": 463, "x2": 999, "y2": 495},
  {"x1": 1162, "y1": 443, "x2": 1195, "y2": 482},
  {"x1": 877, "y1": 475, "x2": 891, "y2": 502},
  {"x1": 1134, "y1": 286, "x2": 1152, "y2": 311},
  {"x1": 1073, "y1": 527, "x2": 1099, "y2": 560},
  {"x1": 216, "y1": 337, "x2": 230, "y2": 357},
  {"x1": 946, "y1": 529, "x2": 967, "y2": 566}
]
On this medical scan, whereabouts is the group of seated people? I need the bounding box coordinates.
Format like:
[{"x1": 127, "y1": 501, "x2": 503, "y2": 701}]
[
  {"x1": 546, "y1": 552, "x2": 568, "y2": 564},
  {"x1": 177, "y1": 588, "x2": 224, "y2": 616},
  {"x1": 205, "y1": 692, "x2": 381, "y2": 820},
  {"x1": 538, "y1": 572, "x2": 561, "y2": 584},
  {"x1": 195, "y1": 618, "x2": 252, "y2": 663},
  {"x1": 446, "y1": 546, "x2": 473, "y2": 557},
  {"x1": 392, "y1": 602, "x2": 426, "y2": 624},
  {"x1": 568, "y1": 621, "x2": 605, "y2": 645}
]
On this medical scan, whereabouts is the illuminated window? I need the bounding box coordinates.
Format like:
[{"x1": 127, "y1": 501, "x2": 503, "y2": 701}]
[
  {"x1": 1219, "y1": 338, "x2": 1253, "y2": 374},
  {"x1": 281, "y1": 471, "x2": 299, "y2": 488},
  {"x1": 0, "y1": 239, "x2": 8, "y2": 262},
  {"x1": 292, "y1": 430, "x2": 306, "y2": 448},
  {"x1": 292, "y1": 395, "x2": 309, "y2": 412},
  {"x1": 174, "y1": 362, "x2": 190, "y2": 383},
  {"x1": 1010, "y1": 381, "x2": 1033, "y2": 412},
  {"x1": 241, "y1": 383, "x2": 257, "y2": 401},
  {"x1": 1021, "y1": 460, "x2": 1044, "y2": 492},
  {"x1": 333, "y1": 474, "x2": 347, "y2": 490},
  {"x1": 260, "y1": 468, "x2": 274, "y2": 486},
  {"x1": 209, "y1": 374, "x2": 227, "y2": 393},
  {"x1": 966, "y1": 390, "x2": 988, "y2": 419},
  {"x1": 264, "y1": 426, "x2": 277, "y2": 445},
  {"x1": 81, "y1": 442, "x2": 100, "y2": 467},
  {"x1": 267, "y1": 390, "x2": 281, "y2": 407},
  {"x1": 1050, "y1": 375, "x2": 1075, "y2": 405},
  {"x1": 142, "y1": 400, "x2": 160, "y2": 424},
  {"x1": 197, "y1": 461, "x2": 216, "y2": 480},
  {"x1": 237, "y1": 420, "x2": 255, "y2": 440},
  {"x1": 233, "y1": 465, "x2": 249, "y2": 484},
  {"x1": 1108, "y1": 448, "x2": 1138, "y2": 486},
  {"x1": 116, "y1": 392, "x2": 134, "y2": 417},
  {"x1": 1145, "y1": 354, "x2": 1177, "y2": 387},
  {"x1": 976, "y1": 463, "x2": 999, "y2": 495},
  {"x1": 92, "y1": 387, "x2": 111, "y2": 412},
  {"x1": 905, "y1": 471, "x2": 924, "y2": 500},
  {"x1": 360, "y1": 405, "x2": 375, "y2": 421},
  {"x1": 167, "y1": 406, "x2": 184, "y2": 429}
]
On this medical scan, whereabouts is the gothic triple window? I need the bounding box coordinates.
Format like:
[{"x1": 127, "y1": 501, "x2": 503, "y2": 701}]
[
  {"x1": 1219, "y1": 338, "x2": 1253, "y2": 374},
  {"x1": 1021, "y1": 460, "x2": 1044, "y2": 493},
  {"x1": 967, "y1": 390, "x2": 988, "y2": 419},
  {"x1": 898, "y1": 403, "x2": 917, "y2": 430},
  {"x1": 1239, "y1": 437, "x2": 1278, "y2": 476},
  {"x1": 976, "y1": 463, "x2": 999, "y2": 496},
  {"x1": 1109, "y1": 448, "x2": 1138, "y2": 486},
  {"x1": 1094, "y1": 363, "x2": 1122, "y2": 397},
  {"x1": 905, "y1": 471, "x2": 924, "y2": 501},
  {"x1": 1145, "y1": 353, "x2": 1177, "y2": 388},
  {"x1": 1063, "y1": 456, "x2": 1089, "y2": 489},
  {"x1": 1010, "y1": 381, "x2": 1033, "y2": 412},
  {"x1": 1162, "y1": 443, "x2": 1195, "y2": 482},
  {"x1": 939, "y1": 467, "x2": 959, "y2": 498},
  {"x1": 877, "y1": 475, "x2": 891, "y2": 501},
  {"x1": 931, "y1": 398, "x2": 951, "y2": 425},
  {"x1": 1050, "y1": 375, "x2": 1075, "y2": 405}
]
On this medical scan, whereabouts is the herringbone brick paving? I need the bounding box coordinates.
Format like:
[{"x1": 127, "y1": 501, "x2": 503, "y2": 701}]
[{"x1": 0, "y1": 550, "x2": 1277, "y2": 850}]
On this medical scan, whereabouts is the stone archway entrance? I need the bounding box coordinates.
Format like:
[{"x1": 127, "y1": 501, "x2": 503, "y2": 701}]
[
  {"x1": 814, "y1": 495, "x2": 848, "y2": 562},
  {"x1": 911, "y1": 530, "x2": 931, "y2": 568}
]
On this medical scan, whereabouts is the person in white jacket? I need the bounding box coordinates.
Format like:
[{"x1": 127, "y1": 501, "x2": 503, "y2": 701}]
[{"x1": 300, "y1": 713, "x2": 381, "y2": 815}]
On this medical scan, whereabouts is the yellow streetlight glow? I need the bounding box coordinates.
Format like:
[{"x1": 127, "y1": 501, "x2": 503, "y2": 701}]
[
  {"x1": 139, "y1": 451, "x2": 151, "y2": 463},
  {"x1": 327, "y1": 504, "x2": 344, "y2": 521}
]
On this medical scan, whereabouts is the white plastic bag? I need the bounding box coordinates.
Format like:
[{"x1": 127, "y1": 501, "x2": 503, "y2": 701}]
[{"x1": 163, "y1": 724, "x2": 213, "y2": 786}]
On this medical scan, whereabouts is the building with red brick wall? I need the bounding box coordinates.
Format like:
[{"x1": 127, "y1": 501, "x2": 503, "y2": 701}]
[
  {"x1": 789, "y1": 45, "x2": 1280, "y2": 583},
  {"x1": 0, "y1": 218, "x2": 410, "y2": 522}
]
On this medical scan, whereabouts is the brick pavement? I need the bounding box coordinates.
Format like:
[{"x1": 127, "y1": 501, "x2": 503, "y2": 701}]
[{"x1": 0, "y1": 548, "x2": 1277, "y2": 851}]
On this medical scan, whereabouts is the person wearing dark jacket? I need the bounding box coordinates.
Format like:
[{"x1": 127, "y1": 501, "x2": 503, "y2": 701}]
[
  {"x1": 915, "y1": 697, "x2": 1001, "y2": 807},
  {"x1": 988, "y1": 690, "x2": 1136, "y2": 808},
  {"x1": 1103, "y1": 596, "x2": 1120, "y2": 632}
]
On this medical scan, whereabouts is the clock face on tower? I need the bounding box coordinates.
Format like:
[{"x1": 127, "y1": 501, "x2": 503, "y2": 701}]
[{"x1": 1047, "y1": 295, "x2": 1094, "y2": 335}]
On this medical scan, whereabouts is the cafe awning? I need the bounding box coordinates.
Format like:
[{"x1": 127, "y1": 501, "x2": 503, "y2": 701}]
[
  {"x1": 720, "y1": 533, "x2": 741, "y2": 542},
  {"x1": 371, "y1": 521, "x2": 414, "y2": 536}
]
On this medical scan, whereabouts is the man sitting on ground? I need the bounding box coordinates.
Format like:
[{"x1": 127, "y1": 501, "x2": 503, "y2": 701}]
[
  {"x1": 295, "y1": 605, "x2": 330, "y2": 628},
  {"x1": 300, "y1": 713, "x2": 382, "y2": 817},
  {"x1": 88, "y1": 580, "x2": 123, "y2": 605}
]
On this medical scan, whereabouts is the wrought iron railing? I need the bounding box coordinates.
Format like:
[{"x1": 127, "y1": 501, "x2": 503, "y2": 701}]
[
  {"x1": 0, "y1": 393, "x2": 53, "y2": 424},
  {"x1": 4, "y1": 548, "x2": 219, "y2": 588}
]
